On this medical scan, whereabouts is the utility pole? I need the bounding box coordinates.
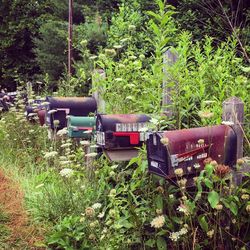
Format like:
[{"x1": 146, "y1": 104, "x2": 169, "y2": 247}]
[{"x1": 68, "y1": 0, "x2": 73, "y2": 76}]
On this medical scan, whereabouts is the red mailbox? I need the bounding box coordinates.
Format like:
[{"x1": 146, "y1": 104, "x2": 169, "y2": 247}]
[{"x1": 147, "y1": 125, "x2": 237, "y2": 179}]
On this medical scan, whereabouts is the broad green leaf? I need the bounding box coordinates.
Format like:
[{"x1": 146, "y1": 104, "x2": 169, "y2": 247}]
[
  {"x1": 145, "y1": 239, "x2": 155, "y2": 247},
  {"x1": 198, "y1": 215, "x2": 208, "y2": 232},
  {"x1": 156, "y1": 236, "x2": 167, "y2": 250},
  {"x1": 229, "y1": 201, "x2": 238, "y2": 216},
  {"x1": 204, "y1": 178, "x2": 213, "y2": 189},
  {"x1": 208, "y1": 191, "x2": 220, "y2": 208},
  {"x1": 205, "y1": 164, "x2": 214, "y2": 177},
  {"x1": 155, "y1": 194, "x2": 164, "y2": 210},
  {"x1": 147, "y1": 11, "x2": 162, "y2": 22}
]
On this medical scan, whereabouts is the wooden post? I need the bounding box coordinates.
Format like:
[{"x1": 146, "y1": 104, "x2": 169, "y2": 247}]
[
  {"x1": 68, "y1": 0, "x2": 73, "y2": 76},
  {"x1": 162, "y1": 49, "x2": 178, "y2": 117},
  {"x1": 222, "y1": 97, "x2": 244, "y2": 184},
  {"x1": 222, "y1": 97, "x2": 244, "y2": 159},
  {"x1": 92, "y1": 69, "x2": 106, "y2": 113}
]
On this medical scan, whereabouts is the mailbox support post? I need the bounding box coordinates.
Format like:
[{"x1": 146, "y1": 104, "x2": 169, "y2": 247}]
[
  {"x1": 92, "y1": 69, "x2": 106, "y2": 113},
  {"x1": 162, "y1": 49, "x2": 178, "y2": 118},
  {"x1": 222, "y1": 97, "x2": 244, "y2": 184}
]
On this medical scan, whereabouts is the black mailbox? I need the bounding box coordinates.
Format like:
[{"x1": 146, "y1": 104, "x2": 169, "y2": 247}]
[
  {"x1": 46, "y1": 97, "x2": 97, "y2": 130},
  {"x1": 147, "y1": 125, "x2": 237, "y2": 179},
  {"x1": 96, "y1": 114, "x2": 151, "y2": 161}
]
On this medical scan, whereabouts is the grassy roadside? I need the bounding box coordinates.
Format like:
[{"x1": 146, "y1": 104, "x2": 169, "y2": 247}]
[{"x1": 0, "y1": 149, "x2": 49, "y2": 249}]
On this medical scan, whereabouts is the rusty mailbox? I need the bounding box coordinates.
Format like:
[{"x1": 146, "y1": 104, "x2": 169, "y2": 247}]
[
  {"x1": 46, "y1": 97, "x2": 97, "y2": 130},
  {"x1": 96, "y1": 114, "x2": 151, "y2": 161},
  {"x1": 147, "y1": 125, "x2": 237, "y2": 179}
]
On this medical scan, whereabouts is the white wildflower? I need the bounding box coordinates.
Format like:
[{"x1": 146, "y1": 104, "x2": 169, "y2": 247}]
[
  {"x1": 61, "y1": 143, "x2": 72, "y2": 148},
  {"x1": 90, "y1": 144, "x2": 99, "y2": 148},
  {"x1": 177, "y1": 204, "x2": 189, "y2": 215},
  {"x1": 44, "y1": 151, "x2": 58, "y2": 159},
  {"x1": 179, "y1": 227, "x2": 188, "y2": 235},
  {"x1": 60, "y1": 160, "x2": 72, "y2": 166},
  {"x1": 98, "y1": 212, "x2": 105, "y2": 219},
  {"x1": 59, "y1": 156, "x2": 68, "y2": 161},
  {"x1": 57, "y1": 128, "x2": 68, "y2": 136},
  {"x1": 169, "y1": 232, "x2": 180, "y2": 242},
  {"x1": 207, "y1": 229, "x2": 214, "y2": 238},
  {"x1": 59, "y1": 168, "x2": 74, "y2": 178},
  {"x1": 92, "y1": 203, "x2": 102, "y2": 210},
  {"x1": 150, "y1": 215, "x2": 165, "y2": 229}
]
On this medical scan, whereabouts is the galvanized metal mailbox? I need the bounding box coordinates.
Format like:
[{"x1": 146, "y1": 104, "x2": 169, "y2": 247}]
[
  {"x1": 96, "y1": 114, "x2": 151, "y2": 161},
  {"x1": 46, "y1": 97, "x2": 97, "y2": 130},
  {"x1": 67, "y1": 116, "x2": 96, "y2": 139},
  {"x1": 147, "y1": 125, "x2": 237, "y2": 179}
]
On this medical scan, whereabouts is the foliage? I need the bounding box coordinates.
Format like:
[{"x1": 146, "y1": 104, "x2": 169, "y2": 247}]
[
  {"x1": 0, "y1": 0, "x2": 47, "y2": 90},
  {"x1": 165, "y1": 34, "x2": 250, "y2": 129},
  {"x1": 33, "y1": 20, "x2": 68, "y2": 89},
  {"x1": 93, "y1": 0, "x2": 176, "y2": 113}
]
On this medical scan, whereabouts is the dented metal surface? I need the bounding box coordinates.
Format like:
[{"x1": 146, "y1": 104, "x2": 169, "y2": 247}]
[
  {"x1": 46, "y1": 97, "x2": 97, "y2": 130},
  {"x1": 147, "y1": 125, "x2": 237, "y2": 179},
  {"x1": 96, "y1": 114, "x2": 151, "y2": 150},
  {"x1": 67, "y1": 116, "x2": 96, "y2": 138}
]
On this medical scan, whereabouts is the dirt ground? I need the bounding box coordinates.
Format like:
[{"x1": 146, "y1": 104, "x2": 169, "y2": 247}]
[{"x1": 0, "y1": 170, "x2": 45, "y2": 249}]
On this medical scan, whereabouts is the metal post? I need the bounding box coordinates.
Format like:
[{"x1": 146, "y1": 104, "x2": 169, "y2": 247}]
[{"x1": 68, "y1": 0, "x2": 73, "y2": 76}]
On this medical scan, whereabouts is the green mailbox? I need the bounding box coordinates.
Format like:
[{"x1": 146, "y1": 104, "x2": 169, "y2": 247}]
[{"x1": 68, "y1": 116, "x2": 96, "y2": 139}]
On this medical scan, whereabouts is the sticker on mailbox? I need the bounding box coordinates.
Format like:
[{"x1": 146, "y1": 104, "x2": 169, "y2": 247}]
[
  {"x1": 115, "y1": 122, "x2": 149, "y2": 132},
  {"x1": 97, "y1": 131, "x2": 105, "y2": 145}
]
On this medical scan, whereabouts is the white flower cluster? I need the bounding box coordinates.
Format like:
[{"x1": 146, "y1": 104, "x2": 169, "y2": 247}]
[
  {"x1": 44, "y1": 151, "x2": 58, "y2": 159},
  {"x1": 57, "y1": 128, "x2": 68, "y2": 136},
  {"x1": 92, "y1": 203, "x2": 102, "y2": 209},
  {"x1": 169, "y1": 227, "x2": 188, "y2": 242},
  {"x1": 150, "y1": 215, "x2": 165, "y2": 229},
  {"x1": 59, "y1": 168, "x2": 74, "y2": 178},
  {"x1": 177, "y1": 204, "x2": 190, "y2": 216}
]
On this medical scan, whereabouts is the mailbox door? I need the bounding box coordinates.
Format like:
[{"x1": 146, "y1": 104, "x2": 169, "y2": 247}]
[{"x1": 147, "y1": 125, "x2": 237, "y2": 179}]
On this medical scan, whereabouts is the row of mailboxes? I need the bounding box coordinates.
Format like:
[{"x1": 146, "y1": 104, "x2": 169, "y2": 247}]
[
  {"x1": 146, "y1": 125, "x2": 237, "y2": 179},
  {"x1": 22, "y1": 95, "x2": 238, "y2": 179},
  {"x1": 46, "y1": 97, "x2": 97, "y2": 130}
]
